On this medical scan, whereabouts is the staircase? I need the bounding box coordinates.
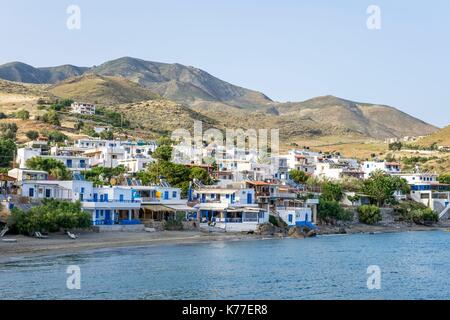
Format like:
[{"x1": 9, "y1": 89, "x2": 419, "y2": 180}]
[{"x1": 438, "y1": 205, "x2": 450, "y2": 220}]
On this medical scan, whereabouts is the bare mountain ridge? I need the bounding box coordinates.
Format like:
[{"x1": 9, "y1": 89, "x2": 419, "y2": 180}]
[{"x1": 0, "y1": 58, "x2": 439, "y2": 139}]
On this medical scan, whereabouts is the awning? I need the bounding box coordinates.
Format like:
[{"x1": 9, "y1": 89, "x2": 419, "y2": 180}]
[
  {"x1": 142, "y1": 204, "x2": 196, "y2": 212},
  {"x1": 142, "y1": 204, "x2": 173, "y2": 212},
  {"x1": 163, "y1": 204, "x2": 197, "y2": 212},
  {"x1": 0, "y1": 174, "x2": 16, "y2": 182}
]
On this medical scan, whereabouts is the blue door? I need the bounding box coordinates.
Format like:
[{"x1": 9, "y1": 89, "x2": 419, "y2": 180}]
[
  {"x1": 66, "y1": 159, "x2": 73, "y2": 168},
  {"x1": 105, "y1": 210, "x2": 111, "y2": 224},
  {"x1": 247, "y1": 193, "x2": 252, "y2": 204},
  {"x1": 93, "y1": 193, "x2": 98, "y2": 202},
  {"x1": 119, "y1": 194, "x2": 124, "y2": 202},
  {"x1": 29, "y1": 188, "x2": 34, "y2": 197},
  {"x1": 164, "y1": 191, "x2": 169, "y2": 200}
]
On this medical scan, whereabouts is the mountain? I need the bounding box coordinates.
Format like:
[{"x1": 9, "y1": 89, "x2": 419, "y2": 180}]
[
  {"x1": 48, "y1": 74, "x2": 159, "y2": 105},
  {"x1": 0, "y1": 58, "x2": 439, "y2": 140},
  {"x1": 0, "y1": 57, "x2": 273, "y2": 108},
  {"x1": 0, "y1": 62, "x2": 87, "y2": 84},
  {"x1": 273, "y1": 96, "x2": 438, "y2": 139},
  {"x1": 415, "y1": 125, "x2": 450, "y2": 147}
]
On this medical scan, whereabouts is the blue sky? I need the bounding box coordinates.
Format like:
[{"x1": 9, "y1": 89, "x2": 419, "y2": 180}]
[{"x1": 0, "y1": 0, "x2": 449, "y2": 127}]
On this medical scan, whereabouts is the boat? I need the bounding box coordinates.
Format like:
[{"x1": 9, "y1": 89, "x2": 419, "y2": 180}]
[{"x1": 1, "y1": 238, "x2": 17, "y2": 243}]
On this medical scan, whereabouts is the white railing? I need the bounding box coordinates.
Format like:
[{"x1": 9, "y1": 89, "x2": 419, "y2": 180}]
[{"x1": 439, "y1": 205, "x2": 450, "y2": 220}]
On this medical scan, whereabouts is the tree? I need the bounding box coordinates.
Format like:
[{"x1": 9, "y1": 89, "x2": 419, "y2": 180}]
[
  {"x1": 16, "y1": 109, "x2": 30, "y2": 120},
  {"x1": 83, "y1": 166, "x2": 126, "y2": 186},
  {"x1": 388, "y1": 142, "x2": 403, "y2": 151},
  {"x1": 0, "y1": 123, "x2": 18, "y2": 140},
  {"x1": 289, "y1": 169, "x2": 309, "y2": 184},
  {"x1": 320, "y1": 181, "x2": 343, "y2": 202},
  {"x1": 189, "y1": 167, "x2": 213, "y2": 185},
  {"x1": 25, "y1": 157, "x2": 71, "y2": 180},
  {"x1": 362, "y1": 170, "x2": 410, "y2": 206},
  {"x1": 41, "y1": 110, "x2": 61, "y2": 126},
  {"x1": 152, "y1": 144, "x2": 173, "y2": 162},
  {"x1": 25, "y1": 130, "x2": 39, "y2": 140},
  {"x1": 41, "y1": 130, "x2": 68, "y2": 143},
  {"x1": 139, "y1": 161, "x2": 190, "y2": 195},
  {"x1": 358, "y1": 205, "x2": 382, "y2": 224},
  {"x1": 100, "y1": 130, "x2": 114, "y2": 140},
  {"x1": 438, "y1": 173, "x2": 450, "y2": 184},
  {"x1": 0, "y1": 139, "x2": 16, "y2": 168},
  {"x1": 317, "y1": 200, "x2": 352, "y2": 224}
]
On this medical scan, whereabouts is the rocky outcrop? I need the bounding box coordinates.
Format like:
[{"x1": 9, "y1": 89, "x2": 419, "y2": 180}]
[{"x1": 288, "y1": 226, "x2": 317, "y2": 238}]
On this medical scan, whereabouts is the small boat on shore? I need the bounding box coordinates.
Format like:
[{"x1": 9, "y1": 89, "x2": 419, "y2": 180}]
[{"x1": 2, "y1": 238, "x2": 17, "y2": 243}]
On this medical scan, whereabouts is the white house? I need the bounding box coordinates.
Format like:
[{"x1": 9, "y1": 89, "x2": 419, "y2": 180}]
[
  {"x1": 193, "y1": 186, "x2": 268, "y2": 232},
  {"x1": 70, "y1": 102, "x2": 96, "y2": 115},
  {"x1": 362, "y1": 161, "x2": 401, "y2": 178}
]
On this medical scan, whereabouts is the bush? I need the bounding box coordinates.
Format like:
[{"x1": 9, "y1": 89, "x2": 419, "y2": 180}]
[
  {"x1": 41, "y1": 110, "x2": 60, "y2": 126},
  {"x1": 358, "y1": 205, "x2": 382, "y2": 225},
  {"x1": 41, "y1": 130, "x2": 68, "y2": 143},
  {"x1": 16, "y1": 109, "x2": 30, "y2": 120},
  {"x1": 318, "y1": 200, "x2": 352, "y2": 223},
  {"x1": 25, "y1": 130, "x2": 39, "y2": 140},
  {"x1": 164, "y1": 212, "x2": 185, "y2": 231},
  {"x1": 394, "y1": 202, "x2": 438, "y2": 225},
  {"x1": 0, "y1": 123, "x2": 18, "y2": 140},
  {"x1": 7, "y1": 200, "x2": 91, "y2": 235}
]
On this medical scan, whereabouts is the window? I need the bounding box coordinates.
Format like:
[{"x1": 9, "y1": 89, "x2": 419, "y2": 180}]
[
  {"x1": 119, "y1": 194, "x2": 124, "y2": 202},
  {"x1": 288, "y1": 214, "x2": 293, "y2": 223},
  {"x1": 164, "y1": 191, "x2": 169, "y2": 200},
  {"x1": 172, "y1": 191, "x2": 177, "y2": 198},
  {"x1": 45, "y1": 189, "x2": 51, "y2": 198},
  {"x1": 66, "y1": 159, "x2": 73, "y2": 168},
  {"x1": 29, "y1": 188, "x2": 34, "y2": 197}
]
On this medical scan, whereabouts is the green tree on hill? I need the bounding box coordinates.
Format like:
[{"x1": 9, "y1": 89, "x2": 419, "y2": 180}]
[
  {"x1": 289, "y1": 169, "x2": 309, "y2": 184},
  {"x1": 362, "y1": 170, "x2": 410, "y2": 206},
  {"x1": 25, "y1": 157, "x2": 71, "y2": 180},
  {"x1": 0, "y1": 139, "x2": 16, "y2": 168}
]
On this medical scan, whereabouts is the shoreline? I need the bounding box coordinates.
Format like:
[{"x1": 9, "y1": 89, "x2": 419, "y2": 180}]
[{"x1": 1, "y1": 224, "x2": 448, "y2": 263}]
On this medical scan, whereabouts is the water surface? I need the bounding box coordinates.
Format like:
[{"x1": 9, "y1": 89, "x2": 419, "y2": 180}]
[{"x1": 0, "y1": 231, "x2": 449, "y2": 299}]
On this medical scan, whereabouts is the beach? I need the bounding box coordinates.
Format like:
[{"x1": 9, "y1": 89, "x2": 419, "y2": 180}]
[{"x1": 0, "y1": 230, "x2": 266, "y2": 262}]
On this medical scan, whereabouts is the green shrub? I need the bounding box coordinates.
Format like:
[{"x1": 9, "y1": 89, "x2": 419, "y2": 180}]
[
  {"x1": 7, "y1": 200, "x2": 91, "y2": 235},
  {"x1": 358, "y1": 205, "x2": 382, "y2": 225},
  {"x1": 16, "y1": 109, "x2": 30, "y2": 120},
  {"x1": 164, "y1": 212, "x2": 185, "y2": 231},
  {"x1": 318, "y1": 200, "x2": 351, "y2": 223},
  {"x1": 25, "y1": 130, "x2": 39, "y2": 140},
  {"x1": 394, "y1": 201, "x2": 438, "y2": 224}
]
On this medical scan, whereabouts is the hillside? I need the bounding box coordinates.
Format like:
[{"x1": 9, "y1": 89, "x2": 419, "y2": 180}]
[
  {"x1": 0, "y1": 57, "x2": 273, "y2": 108},
  {"x1": 0, "y1": 58, "x2": 439, "y2": 141},
  {"x1": 415, "y1": 126, "x2": 450, "y2": 147},
  {"x1": 48, "y1": 74, "x2": 159, "y2": 105},
  {"x1": 109, "y1": 100, "x2": 218, "y2": 137},
  {"x1": 0, "y1": 62, "x2": 87, "y2": 84},
  {"x1": 274, "y1": 96, "x2": 438, "y2": 139}
]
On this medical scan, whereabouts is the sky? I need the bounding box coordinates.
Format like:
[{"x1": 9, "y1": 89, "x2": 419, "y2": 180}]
[{"x1": 0, "y1": 0, "x2": 449, "y2": 127}]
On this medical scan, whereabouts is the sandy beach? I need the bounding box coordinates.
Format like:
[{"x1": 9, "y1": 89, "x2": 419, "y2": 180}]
[{"x1": 0, "y1": 230, "x2": 268, "y2": 262}]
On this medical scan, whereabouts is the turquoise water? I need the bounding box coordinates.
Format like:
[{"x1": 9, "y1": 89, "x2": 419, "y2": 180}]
[{"x1": 0, "y1": 231, "x2": 449, "y2": 300}]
